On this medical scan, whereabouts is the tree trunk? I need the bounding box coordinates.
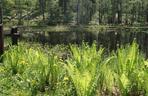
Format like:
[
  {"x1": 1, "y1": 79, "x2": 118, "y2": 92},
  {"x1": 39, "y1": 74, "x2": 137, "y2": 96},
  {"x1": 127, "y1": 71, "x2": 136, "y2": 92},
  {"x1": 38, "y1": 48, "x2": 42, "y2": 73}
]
[
  {"x1": 39, "y1": 0, "x2": 46, "y2": 22},
  {"x1": 63, "y1": 0, "x2": 68, "y2": 23},
  {"x1": 0, "y1": 1, "x2": 3, "y2": 62},
  {"x1": 0, "y1": 0, "x2": 2, "y2": 24},
  {"x1": 76, "y1": 0, "x2": 80, "y2": 25},
  {"x1": 18, "y1": 0, "x2": 23, "y2": 25},
  {"x1": 117, "y1": 0, "x2": 122, "y2": 24},
  {"x1": 111, "y1": 0, "x2": 117, "y2": 24},
  {"x1": 146, "y1": 7, "x2": 148, "y2": 23},
  {"x1": 0, "y1": 25, "x2": 3, "y2": 62},
  {"x1": 146, "y1": 13, "x2": 148, "y2": 23}
]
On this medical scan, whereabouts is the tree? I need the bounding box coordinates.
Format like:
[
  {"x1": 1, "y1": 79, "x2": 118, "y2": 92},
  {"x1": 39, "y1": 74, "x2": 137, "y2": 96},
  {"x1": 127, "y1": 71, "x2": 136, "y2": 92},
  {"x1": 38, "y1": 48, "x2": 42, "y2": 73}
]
[
  {"x1": 0, "y1": 0, "x2": 2, "y2": 24},
  {"x1": 2, "y1": 0, "x2": 148, "y2": 26},
  {"x1": 38, "y1": 0, "x2": 46, "y2": 22}
]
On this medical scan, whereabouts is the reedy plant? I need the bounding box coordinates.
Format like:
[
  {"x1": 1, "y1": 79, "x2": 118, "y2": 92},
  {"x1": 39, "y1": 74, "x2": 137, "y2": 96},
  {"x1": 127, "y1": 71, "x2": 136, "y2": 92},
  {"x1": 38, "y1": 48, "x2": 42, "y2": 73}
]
[
  {"x1": 65, "y1": 43, "x2": 104, "y2": 96},
  {"x1": 106, "y1": 42, "x2": 148, "y2": 95},
  {"x1": 3, "y1": 44, "x2": 49, "y2": 95},
  {"x1": 2, "y1": 44, "x2": 64, "y2": 95},
  {"x1": 1, "y1": 42, "x2": 148, "y2": 96}
]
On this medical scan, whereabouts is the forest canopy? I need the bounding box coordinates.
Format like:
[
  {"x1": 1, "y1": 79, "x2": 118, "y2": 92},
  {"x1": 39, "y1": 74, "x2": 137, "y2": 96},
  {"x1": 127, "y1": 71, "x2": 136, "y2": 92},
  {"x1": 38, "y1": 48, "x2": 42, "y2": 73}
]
[{"x1": 2, "y1": 0, "x2": 148, "y2": 26}]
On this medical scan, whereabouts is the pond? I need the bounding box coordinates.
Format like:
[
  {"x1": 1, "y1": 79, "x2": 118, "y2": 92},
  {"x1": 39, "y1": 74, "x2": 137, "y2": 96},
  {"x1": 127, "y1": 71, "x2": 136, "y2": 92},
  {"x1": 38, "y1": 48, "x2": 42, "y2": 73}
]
[{"x1": 20, "y1": 27, "x2": 148, "y2": 58}]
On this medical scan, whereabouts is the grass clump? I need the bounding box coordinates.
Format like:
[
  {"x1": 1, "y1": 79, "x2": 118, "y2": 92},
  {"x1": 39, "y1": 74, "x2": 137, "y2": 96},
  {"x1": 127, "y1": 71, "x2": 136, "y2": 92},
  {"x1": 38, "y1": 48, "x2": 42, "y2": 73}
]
[
  {"x1": 0, "y1": 42, "x2": 148, "y2": 96},
  {"x1": 65, "y1": 43, "x2": 104, "y2": 96}
]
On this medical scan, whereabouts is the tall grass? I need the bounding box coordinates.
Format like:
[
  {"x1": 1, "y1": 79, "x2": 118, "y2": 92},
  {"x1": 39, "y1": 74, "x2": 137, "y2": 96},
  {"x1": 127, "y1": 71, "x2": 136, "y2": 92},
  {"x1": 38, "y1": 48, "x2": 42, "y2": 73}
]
[
  {"x1": 65, "y1": 43, "x2": 104, "y2": 96},
  {"x1": 0, "y1": 42, "x2": 148, "y2": 96},
  {"x1": 100, "y1": 42, "x2": 148, "y2": 95},
  {"x1": 1, "y1": 44, "x2": 68, "y2": 95}
]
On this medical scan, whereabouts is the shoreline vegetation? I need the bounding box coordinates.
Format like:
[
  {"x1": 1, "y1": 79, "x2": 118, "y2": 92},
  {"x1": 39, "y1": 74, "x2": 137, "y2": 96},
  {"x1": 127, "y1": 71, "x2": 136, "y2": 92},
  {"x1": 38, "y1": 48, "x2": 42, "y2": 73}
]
[
  {"x1": 0, "y1": 42, "x2": 148, "y2": 96},
  {"x1": 3, "y1": 25, "x2": 148, "y2": 33}
]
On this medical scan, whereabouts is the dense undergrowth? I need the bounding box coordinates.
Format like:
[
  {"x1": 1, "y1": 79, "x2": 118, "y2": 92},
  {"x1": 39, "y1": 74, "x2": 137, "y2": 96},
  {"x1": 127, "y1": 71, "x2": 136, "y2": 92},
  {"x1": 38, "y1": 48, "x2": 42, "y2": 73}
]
[{"x1": 0, "y1": 42, "x2": 148, "y2": 96}]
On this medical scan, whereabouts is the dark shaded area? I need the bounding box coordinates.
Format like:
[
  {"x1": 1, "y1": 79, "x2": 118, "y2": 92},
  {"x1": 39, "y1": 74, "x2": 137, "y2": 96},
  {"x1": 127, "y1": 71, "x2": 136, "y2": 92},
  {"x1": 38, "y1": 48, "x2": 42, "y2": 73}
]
[
  {"x1": 0, "y1": 25, "x2": 4, "y2": 62},
  {"x1": 18, "y1": 28, "x2": 148, "y2": 58},
  {"x1": 11, "y1": 27, "x2": 20, "y2": 45}
]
